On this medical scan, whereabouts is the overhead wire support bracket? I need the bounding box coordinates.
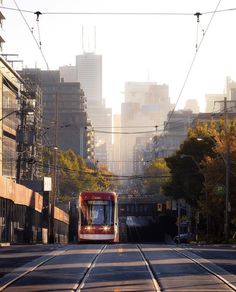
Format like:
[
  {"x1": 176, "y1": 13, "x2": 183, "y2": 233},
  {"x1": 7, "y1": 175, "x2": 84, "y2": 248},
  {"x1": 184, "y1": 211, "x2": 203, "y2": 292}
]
[{"x1": 194, "y1": 12, "x2": 202, "y2": 52}]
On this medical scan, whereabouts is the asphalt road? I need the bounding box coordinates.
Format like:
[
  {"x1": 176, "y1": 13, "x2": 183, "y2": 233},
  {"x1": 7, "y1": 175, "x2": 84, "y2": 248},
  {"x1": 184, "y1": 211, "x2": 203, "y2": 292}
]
[
  {"x1": 0, "y1": 244, "x2": 235, "y2": 292},
  {"x1": 187, "y1": 245, "x2": 236, "y2": 275}
]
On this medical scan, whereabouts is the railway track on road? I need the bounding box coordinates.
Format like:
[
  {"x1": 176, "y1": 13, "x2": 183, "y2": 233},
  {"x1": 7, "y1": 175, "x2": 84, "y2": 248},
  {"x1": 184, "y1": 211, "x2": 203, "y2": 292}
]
[
  {"x1": 0, "y1": 244, "x2": 236, "y2": 291},
  {"x1": 0, "y1": 246, "x2": 70, "y2": 291},
  {"x1": 173, "y1": 246, "x2": 236, "y2": 292}
]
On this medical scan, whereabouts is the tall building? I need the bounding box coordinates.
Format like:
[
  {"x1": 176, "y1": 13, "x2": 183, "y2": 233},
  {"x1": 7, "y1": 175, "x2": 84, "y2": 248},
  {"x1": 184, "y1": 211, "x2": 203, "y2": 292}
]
[
  {"x1": 154, "y1": 110, "x2": 196, "y2": 158},
  {"x1": 59, "y1": 65, "x2": 76, "y2": 82},
  {"x1": 75, "y1": 52, "x2": 112, "y2": 169},
  {"x1": 120, "y1": 82, "x2": 171, "y2": 175},
  {"x1": 112, "y1": 114, "x2": 121, "y2": 175},
  {"x1": 184, "y1": 99, "x2": 199, "y2": 113},
  {"x1": 0, "y1": 56, "x2": 20, "y2": 178},
  {"x1": 205, "y1": 93, "x2": 225, "y2": 113},
  {"x1": 76, "y1": 52, "x2": 102, "y2": 107},
  {"x1": 18, "y1": 68, "x2": 94, "y2": 162}
]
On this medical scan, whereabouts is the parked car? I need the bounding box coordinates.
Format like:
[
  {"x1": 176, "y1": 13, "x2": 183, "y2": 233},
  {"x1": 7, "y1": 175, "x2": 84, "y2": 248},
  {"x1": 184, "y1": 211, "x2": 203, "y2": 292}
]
[{"x1": 174, "y1": 233, "x2": 192, "y2": 244}]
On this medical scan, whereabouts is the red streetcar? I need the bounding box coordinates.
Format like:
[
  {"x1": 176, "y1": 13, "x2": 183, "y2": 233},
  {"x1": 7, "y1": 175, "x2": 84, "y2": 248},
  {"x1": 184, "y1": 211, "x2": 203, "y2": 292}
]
[{"x1": 78, "y1": 191, "x2": 119, "y2": 242}]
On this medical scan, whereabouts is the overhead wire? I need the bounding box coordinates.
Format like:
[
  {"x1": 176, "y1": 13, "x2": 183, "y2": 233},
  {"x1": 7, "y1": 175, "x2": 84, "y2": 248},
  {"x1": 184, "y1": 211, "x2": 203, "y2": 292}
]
[
  {"x1": 156, "y1": 0, "x2": 223, "y2": 145},
  {"x1": 12, "y1": 0, "x2": 49, "y2": 69},
  {"x1": 1, "y1": 5, "x2": 236, "y2": 16}
]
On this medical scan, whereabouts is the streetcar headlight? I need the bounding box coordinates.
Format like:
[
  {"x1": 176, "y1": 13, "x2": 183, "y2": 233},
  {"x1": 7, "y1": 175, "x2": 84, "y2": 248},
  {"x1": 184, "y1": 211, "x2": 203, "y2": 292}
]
[
  {"x1": 103, "y1": 226, "x2": 110, "y2": 231},
  {"x1": 85, "y1": 226, "x2": 92, "y2": 231}
]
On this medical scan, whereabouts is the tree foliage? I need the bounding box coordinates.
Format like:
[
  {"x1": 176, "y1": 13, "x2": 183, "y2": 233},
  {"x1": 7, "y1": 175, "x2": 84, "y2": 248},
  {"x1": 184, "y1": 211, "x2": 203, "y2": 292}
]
[
  {"x1": 163, "y1": 118, "x2": 236, "y2": 239},
  {"x1": 43, "y1": 148, "x2": 114, "y2": 202},
  {"x1": 143, "y1": 158, "x2": 170, "y2": 196}
]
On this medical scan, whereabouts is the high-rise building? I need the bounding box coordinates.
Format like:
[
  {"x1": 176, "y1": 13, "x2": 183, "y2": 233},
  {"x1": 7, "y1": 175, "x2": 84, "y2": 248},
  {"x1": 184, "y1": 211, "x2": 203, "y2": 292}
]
[
  {"x1": 76, "y1": 52, "x2": 102, "y2": 107},
  {"x1": 205, "y1": 93, "x2": 225, "y2": 113},
  {"x1": 184, "y1": 99, "x2": 199, "y2": 113},
  {"x1": 59, "y1": 65, "x2": 76, "y2": 82},
  {"x1": 154, "y1": 110, "x2": 196, "y2": 158},
  {"x1": 18, "y1": 68, "x2": 94, "y2": 161},
  {"x1": 0, "y1": 56, "x2": 20, "y2": 178},
  {"x1": 120, "y1": 82, "x2": 171, "y2": 175},
  {"x1": 112, "y1": 114, "x2": 121, "y2": 174},
  {"x1": 75, "y1": 52, "x2": 112, "y2": 169}
]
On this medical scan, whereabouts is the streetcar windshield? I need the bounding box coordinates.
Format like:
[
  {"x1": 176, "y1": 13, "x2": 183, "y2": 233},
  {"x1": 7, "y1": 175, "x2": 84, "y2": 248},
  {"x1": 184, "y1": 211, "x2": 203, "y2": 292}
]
[{"x1": 81, "y1": 200, "x2": 114, "y2": 226}]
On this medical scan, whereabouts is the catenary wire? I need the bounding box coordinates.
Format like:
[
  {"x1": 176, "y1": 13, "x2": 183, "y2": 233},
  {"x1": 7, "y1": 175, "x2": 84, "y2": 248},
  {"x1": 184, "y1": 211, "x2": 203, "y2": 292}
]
[
  {"x1": 12, "y1": 0, "x2": 49, "y2": 70},
  {"x1": 156, "y1": 0, "x2": 222, "y2": 144},
  {"x1": 1, "y1": 5, "x2": 236, "y2": 16}
]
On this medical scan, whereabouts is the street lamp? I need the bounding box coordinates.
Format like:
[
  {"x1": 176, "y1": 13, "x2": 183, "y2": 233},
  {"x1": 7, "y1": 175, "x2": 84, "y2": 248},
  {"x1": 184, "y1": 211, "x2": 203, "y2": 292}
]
[
  {"x1": 197, "y1": 135, "x2": 230, "y2": 241},
  {"x1": 180, "y1": 154, "x2": 208, "y2": 243}
]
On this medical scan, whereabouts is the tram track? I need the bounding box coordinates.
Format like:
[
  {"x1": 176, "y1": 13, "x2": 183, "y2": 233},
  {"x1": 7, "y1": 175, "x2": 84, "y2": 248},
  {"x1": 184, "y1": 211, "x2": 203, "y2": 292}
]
[
  {"x1": 173, "y1": 246, "x2": 236, "y2": 291},
  {"x1": 74, "y1": 244, "x2": 107, "y2": 292},
  {"x1": 1, "y1": 244, "x2": 235, "y2": 291},
  {"x1": 0, "y1": 246, "x2": 70, "y2": 291},
  {"x1": 137, "y1": 244, "x2": 161, "y2": 292},
  {"x1": 75, "y1": 244, "x2": 161, "y2": 292}
]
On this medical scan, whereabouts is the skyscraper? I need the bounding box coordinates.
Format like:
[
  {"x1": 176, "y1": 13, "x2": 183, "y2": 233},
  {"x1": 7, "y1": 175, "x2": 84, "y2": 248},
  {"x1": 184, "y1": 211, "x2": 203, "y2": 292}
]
[
  {"x1": 75, "y1": 52, "x2": 112, "y2": 169},
  {"x1": 120, "y1": 82, "x2": 171, "y2": 175},
  {"x1": 76, "y1": 52, "x2": 102, "y2": 107}
]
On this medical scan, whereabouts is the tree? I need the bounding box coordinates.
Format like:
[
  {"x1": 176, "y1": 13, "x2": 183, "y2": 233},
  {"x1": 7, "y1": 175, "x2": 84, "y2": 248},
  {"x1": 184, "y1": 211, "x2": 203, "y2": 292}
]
[
  {"x1": 163, "y1": 118, "x2": 236, "y2": 240},
  {"x1": 143, "y1": 158, "x2": 170, "y2": 196},
  {"x1": 43, "y1": 148, "x2": 114, "y2": 202}
]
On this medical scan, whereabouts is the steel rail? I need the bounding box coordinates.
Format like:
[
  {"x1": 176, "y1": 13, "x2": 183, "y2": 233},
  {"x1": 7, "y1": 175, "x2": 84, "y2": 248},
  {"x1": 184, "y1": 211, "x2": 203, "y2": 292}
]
[
  {"x1": 0, "y1": 246, "x2": 71, "y2": 291},
  {"x1": 74, "y1": 244, "x2": 107, "y2": 292},
  {"x1": 137, "y1": 244, "x2": 162, "y2": 292},
  {"x1": 173, "y1": 247, "x2": 236, "y2": 291}
]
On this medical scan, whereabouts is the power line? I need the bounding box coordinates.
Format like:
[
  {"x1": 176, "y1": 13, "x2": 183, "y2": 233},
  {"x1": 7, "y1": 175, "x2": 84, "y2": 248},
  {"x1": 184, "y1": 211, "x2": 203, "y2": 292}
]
[
  {"x1": 156, "y1": 0, "x2": 222, "y2": 143},
  {"x1": 94, "y1": 130, "x2": 157, "y2": 134},
  {"x1": 12, "y1": 0, "x2": 49, "y2": 70},
  {"x1": 1, "y1": 5, "x2": 236, "y2": 16}
]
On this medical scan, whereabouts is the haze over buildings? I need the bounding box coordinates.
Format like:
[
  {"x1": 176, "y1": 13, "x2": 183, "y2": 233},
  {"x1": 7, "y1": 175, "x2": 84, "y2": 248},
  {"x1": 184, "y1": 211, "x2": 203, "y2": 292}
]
[
  {"x1": 119, "y1": 82, "x2": 171, "y2": 175},
  {"x1": 60, "y1": 52, "x2": 112, "y2": 169}
]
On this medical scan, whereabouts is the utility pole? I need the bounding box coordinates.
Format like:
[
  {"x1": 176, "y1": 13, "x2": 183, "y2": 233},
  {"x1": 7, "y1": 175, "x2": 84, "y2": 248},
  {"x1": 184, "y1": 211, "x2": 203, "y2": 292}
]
[
  {"x1": 224, "y1": 97, "x2": 230, "y2": 241},
  {"x1": 215, "y1": 97, "x2": 234, "y2": 241},
  {"x1": 49, "y1": 93, "x2": 58, "y2": 244}
]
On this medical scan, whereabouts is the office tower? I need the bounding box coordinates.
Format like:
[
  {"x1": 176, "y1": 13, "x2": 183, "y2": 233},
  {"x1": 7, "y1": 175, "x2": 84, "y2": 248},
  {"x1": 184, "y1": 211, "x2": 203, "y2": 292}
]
[
  {"x1": 18, "y1": 68, "x2": 94, "y2": 162},
  {"x1": 76, "y1": 52, "x2": 102, "y2": 107},
  {"x1": 205, "y1": 93, "x2": 225, "y2": 113},
  {"x1": 76, "y1": 52, "x2": 112, "y2": 169},
  {"x1": 120, "y1": 82, "x2": 171, "y2": 175},
  {"x1": 184, "y1": 99, "x2": 200, "y2": 113}
]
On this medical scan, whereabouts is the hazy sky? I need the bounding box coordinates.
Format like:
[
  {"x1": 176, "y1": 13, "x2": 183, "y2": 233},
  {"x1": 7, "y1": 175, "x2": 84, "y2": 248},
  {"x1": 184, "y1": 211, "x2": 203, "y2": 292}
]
[{"x1": 2, "y1": 0, "x2": 236, "y2": 113}]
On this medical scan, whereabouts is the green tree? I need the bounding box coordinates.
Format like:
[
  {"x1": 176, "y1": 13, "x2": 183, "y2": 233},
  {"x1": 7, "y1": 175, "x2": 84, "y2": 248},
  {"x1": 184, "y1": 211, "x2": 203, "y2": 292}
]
[
  {"x1": 163, "y1": 118, "x2": 236, "y2": 240},
  {"x1": 143, "y1": 158, "x2": 170, "y2": 196},
  {"x1": 43, "y1": 148, "x2": 114, "y2": 202}
]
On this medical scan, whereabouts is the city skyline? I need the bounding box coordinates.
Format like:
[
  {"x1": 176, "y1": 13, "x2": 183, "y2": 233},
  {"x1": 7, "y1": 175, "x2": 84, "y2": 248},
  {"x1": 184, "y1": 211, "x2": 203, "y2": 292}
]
[{"x1": 2, "y1": 0, "x2": 236, "y2": 115}]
